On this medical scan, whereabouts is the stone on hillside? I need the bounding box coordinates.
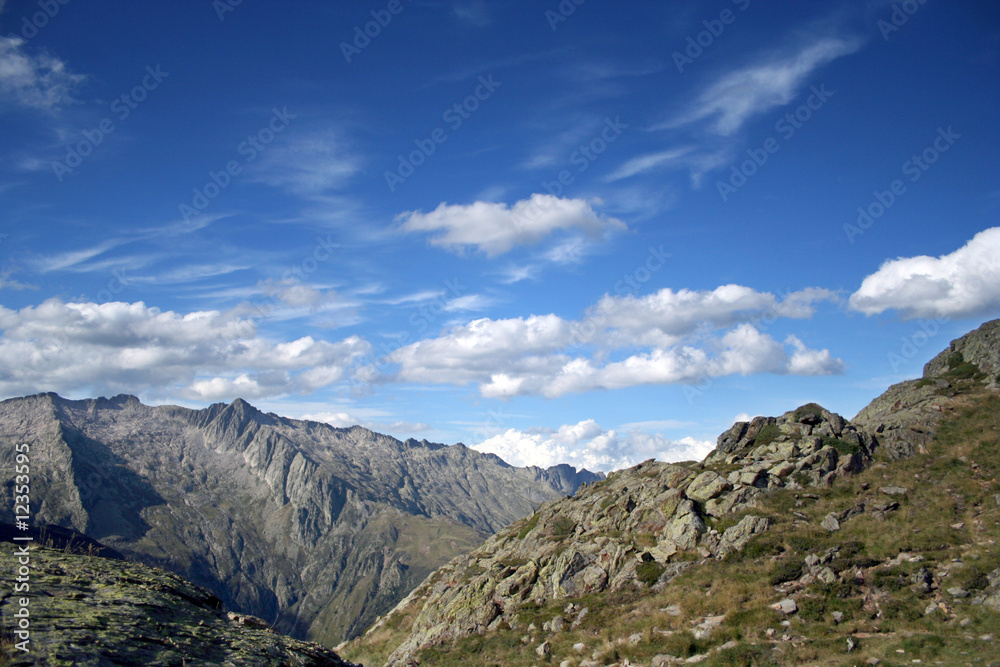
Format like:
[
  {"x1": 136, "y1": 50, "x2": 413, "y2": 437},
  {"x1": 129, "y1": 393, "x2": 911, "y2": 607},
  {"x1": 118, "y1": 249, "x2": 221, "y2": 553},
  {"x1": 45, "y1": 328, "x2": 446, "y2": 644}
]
[
  {"x1": 660, "y1": 499, "x2": 705, "y2": 550},
  {"x1": 536, "y1": 640, "x2": 551, "y2": 657},
  {"x1": 772, "y1": 598, "x2": 797, "y2": 614},
  {"x1": 713, "y1": 515, "x2": 770, "y2": 558},
  {"x1": 691, "y1": 615, "x2": 725, "y2": 640},
  {"x1": 880, "y1": 486, "x2": 908, "y2": 496},
  {"x1": 816, "y1": 567, "x2": 837, "y2": 585},
  {"x1": 686, "y1": 471, "x2": 732, "y2": 502},
  {"x1": 821, "y1": 513, "x2": 841, "y2": 532},
  {"x1": 768, "y1": 461, "x2": 796, "y2": 478}
]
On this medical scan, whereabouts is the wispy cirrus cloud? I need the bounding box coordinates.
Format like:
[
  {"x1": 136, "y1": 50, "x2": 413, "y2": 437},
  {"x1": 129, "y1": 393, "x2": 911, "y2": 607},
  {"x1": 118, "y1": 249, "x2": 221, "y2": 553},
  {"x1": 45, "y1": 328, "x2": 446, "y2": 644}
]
[
  {"x1": 453, "y1": 0, "x2": 491, "y2": 27},
  {"x1": 604, "y1": 147, "x2": 694, "y2": 182},
  {"x1": 251, "y1": 128, "x2": 361, "y2": 196},
  {"x1": 0, "y1": 36, "x2": 86, "y2": 111},
  {"x1": 660, "y1": 36, "x2": 863, "y2": 136}
]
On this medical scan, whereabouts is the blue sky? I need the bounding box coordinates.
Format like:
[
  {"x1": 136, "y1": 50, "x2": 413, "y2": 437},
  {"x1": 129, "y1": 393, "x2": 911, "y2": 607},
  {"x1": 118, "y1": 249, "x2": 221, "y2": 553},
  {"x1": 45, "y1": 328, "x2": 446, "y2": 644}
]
[{"x1": 1, "y1": 0, "x2": 998, "y2": 472}]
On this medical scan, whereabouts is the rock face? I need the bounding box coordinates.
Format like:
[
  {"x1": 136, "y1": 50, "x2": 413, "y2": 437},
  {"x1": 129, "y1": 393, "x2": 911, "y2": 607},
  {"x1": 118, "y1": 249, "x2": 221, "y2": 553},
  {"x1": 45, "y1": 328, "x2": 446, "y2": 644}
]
[
  {"x1": 370, "y1": 403, "x2": 876, "y2": 666},
  {"x1": 0, "y1": 393, "x2": 601, "y2": 645},
  {"x1": 923, "y1": 319, "x2": 1000, "y2": 380},
  {"x1": 0, "y1": 530, "x2": 357, "y2": 666},
  {"x1": 853, "y1": 319, "x2": 1000, "y2": 459}
]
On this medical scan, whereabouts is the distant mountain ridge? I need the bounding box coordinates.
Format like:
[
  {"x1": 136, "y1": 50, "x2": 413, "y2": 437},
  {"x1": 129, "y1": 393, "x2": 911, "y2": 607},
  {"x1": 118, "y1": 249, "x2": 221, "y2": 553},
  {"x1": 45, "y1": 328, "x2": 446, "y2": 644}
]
[{"x1": 0, "y1": 392, "x2": 602, "y2": 645}]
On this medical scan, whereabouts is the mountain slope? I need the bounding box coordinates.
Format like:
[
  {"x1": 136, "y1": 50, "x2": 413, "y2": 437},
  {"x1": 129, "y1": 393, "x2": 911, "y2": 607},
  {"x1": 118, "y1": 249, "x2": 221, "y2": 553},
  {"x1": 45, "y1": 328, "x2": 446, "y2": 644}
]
[
  {"x1": 0, "y1": 394, "x2": 601, "y2": 645},
  {"x1": 344, "y1": 320, "x2": 1000, "y2": 667},
  {"x1": 0, "y1": 526, "x2": 357, "y2": 666}
]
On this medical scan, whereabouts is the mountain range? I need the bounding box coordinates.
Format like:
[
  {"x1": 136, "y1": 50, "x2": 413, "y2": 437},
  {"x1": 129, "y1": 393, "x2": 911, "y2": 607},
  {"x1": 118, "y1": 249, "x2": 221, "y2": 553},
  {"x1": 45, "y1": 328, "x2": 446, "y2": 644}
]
[
  {"x1": 0, "y1": 394, "x2": 601, "y2": 646},
  {"x1": 2, "y1": 320, "x2": 999, "y2": 665}
]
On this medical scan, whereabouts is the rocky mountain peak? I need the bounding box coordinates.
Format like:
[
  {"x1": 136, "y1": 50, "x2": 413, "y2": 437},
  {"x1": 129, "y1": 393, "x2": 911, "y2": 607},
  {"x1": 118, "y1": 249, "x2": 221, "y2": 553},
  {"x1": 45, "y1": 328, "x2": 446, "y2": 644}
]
[{"x1": 0, "y1": 394, "x2": 601, "y2": 645}]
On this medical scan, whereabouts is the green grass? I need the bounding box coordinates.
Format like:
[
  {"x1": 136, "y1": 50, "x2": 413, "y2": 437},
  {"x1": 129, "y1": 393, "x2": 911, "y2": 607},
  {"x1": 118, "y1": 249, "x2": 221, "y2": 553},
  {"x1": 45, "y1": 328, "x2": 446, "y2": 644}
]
[
  {"x1": 636, "y1": 560, "x2": 665, "y2": 586},
  {"x1": 752, "y1": 423, "x2": 782, "y2": 448},
  {"x1": 791, "y1": 402, "x2": 825, "y2": 422},
  {"x1": 515, "y1": 512, "x2": 539, "y2": 540},
  {"x1": 821, "y1": 435, "x2": 860, "y2": 456},
  {"x1": 549, "y1": 515, "x2": 575, "y2": 539},
  {"x1": 343, "y1": 388, "x2": 1000, "y2": 667}
]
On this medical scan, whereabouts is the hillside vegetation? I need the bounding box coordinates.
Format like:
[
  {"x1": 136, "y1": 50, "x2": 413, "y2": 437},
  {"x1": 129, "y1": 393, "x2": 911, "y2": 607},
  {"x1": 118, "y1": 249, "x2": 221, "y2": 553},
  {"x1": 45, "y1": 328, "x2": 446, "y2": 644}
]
[{"x1": 344, "y1": 322, "x2": 1000, "y2": 667}]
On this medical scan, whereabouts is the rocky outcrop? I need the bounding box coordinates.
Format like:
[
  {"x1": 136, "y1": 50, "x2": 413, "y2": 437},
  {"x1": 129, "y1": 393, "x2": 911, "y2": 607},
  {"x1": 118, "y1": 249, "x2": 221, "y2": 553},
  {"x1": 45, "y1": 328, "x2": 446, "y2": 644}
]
[
  {"x1": 371, "y1": 403, "x2": 876, "y2": 666},
  {"x1": 0, "y1": 536, "x2": 357, "y2": 666},
  {"x1": 0, "y1": 393, "x2": 601, "y2": 645},
  {"x1": 852, "y1": 318, "x2": 1000, "y2": 459},
  {"x1": 923, "y1": 319, "x2": 1000, "y2": 380},
  {"x1": 348, "y1": 322, "x2": 1000, "y2": 666}
]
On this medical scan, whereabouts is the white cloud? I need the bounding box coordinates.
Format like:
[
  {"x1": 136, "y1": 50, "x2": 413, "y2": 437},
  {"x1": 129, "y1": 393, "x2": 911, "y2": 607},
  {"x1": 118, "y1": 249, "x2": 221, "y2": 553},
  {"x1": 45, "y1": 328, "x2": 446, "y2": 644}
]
[
  {"x1": 453, "y1": 0, "x2": 491, "y2": 27},
  {"x1": 397, "y1": 194, "x2": 626, "y2": 257},
  {"x1": 663, "y1": 37, "x2": 862, "y2": 136},
  {"x1": 849, "y1": 227, "x2": 1000, "y2": 319},
  {"x1": 0, "y1": 36, "x2": 85, "y2": 111},
  {"x1": 383, "y1": 287, "x2": 843, "y2": 398},
  {"x1": 786, "y1": 335, "x2": 846, "y2": 375},
  {"x1": 0, "y1": 299, "x2": 370, "y2": 401},
  {"x1": 252, "y1": 129, "x2": 360, "y2": 195},
  {"x1": 443, "y1": 294, "x2": 496, "y2": 312},
  {"x1": 496, "y1": 264, "x2": 538, "y2": 284},
  {"x1": 30, "y1": 240, "x2": 122, "y2": 272},
  {"x1": 473, "y1": 419, "x2": 714, "y2": 472},
  {"x1": 299, "y1": 410, "x2": 431, "y2": 435},
  {"x1": 604, "y1": 147, "x2": 694, "y2": 182}
]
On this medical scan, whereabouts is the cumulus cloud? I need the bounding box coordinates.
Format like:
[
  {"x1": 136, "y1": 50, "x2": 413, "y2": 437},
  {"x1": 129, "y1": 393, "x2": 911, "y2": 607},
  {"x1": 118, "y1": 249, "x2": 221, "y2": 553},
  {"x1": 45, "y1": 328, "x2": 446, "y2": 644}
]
[
  {"x1": 382, "y1": 287, "x2": 843, "y2": 398},
  {"x1": 397, "y1": 194, "x2": 626, "y2": 257},
  {"x1": 472, "y1": 419, "x2": 714, "y2": 472},
  {"x1": 0, "y1": 36, "x2": 86, "y2": 111},
  {"x1": 0, "y1": 299, "x2": 370, "y2": 400},
  {"x1": 849, "y1": 227, "x2": 1000, "y2": 319},
  {"x1": 663, "y1": 37, "x2": 862, "y2": 136}
]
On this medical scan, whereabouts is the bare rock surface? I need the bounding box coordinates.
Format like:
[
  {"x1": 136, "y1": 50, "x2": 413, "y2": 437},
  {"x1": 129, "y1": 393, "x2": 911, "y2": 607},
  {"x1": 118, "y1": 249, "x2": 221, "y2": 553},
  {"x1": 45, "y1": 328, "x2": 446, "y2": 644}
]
[{"x1": 0, "y1": 393, "x2": 601, "y2": 645}]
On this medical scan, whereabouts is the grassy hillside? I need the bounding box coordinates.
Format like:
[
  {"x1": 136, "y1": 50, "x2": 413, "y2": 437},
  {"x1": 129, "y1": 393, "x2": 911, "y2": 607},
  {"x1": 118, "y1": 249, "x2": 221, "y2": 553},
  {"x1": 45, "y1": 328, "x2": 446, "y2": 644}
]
[{"x1": 344, "y1": 387, "x2": 1000, "y2": 666}]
